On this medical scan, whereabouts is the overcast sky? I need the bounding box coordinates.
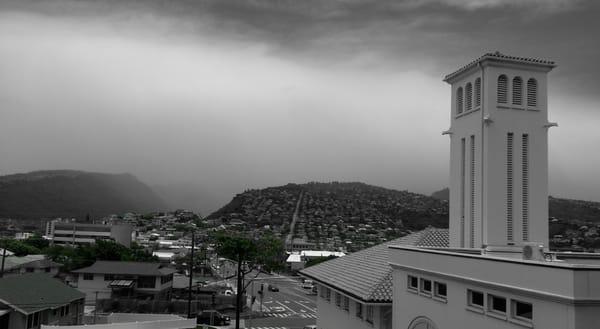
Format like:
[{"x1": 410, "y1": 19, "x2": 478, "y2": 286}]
[{"x1": 1, "y1": 0, "x2": 600, "y2": 213}]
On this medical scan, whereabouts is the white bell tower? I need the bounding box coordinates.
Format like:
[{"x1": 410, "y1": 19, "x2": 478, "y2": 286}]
[{"x1": 444, "y1": 52, "x2": 556, "y2": 250}]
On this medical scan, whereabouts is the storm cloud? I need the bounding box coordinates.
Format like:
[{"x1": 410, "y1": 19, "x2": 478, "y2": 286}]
[{"x1": 1, "y1": 0, "x2": 599, "y2": 213}]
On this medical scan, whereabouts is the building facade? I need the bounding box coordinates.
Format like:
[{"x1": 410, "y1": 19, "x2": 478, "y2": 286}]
[
  {"x1": 0, "y1": 274, "x2": 85, "y2": 329},
  {"x1": 389, "y1": 52, "x2": 600, "y2": 329},
  {"x1": 46, "y1": 220, "x2": 132, "y2": 247},
  {"x1": 71, "y1": 261, "x2": 175, "y2": 303}
]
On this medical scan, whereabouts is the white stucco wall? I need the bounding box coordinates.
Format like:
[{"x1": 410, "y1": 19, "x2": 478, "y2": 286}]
[
  {"x1": 448, "y1": 61, "x2": 551, "y2": 249},
  {"x1": 389, "y1": 247, "x2": 600, "y2": 329},
  {"x1": 316, "y1": 284, "x2": 390, "y2": 329}
]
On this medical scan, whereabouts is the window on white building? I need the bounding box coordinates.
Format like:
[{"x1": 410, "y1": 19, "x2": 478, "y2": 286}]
[
  {"x1": 466, "y1": 82, "x2": 473, "y2": 111},
  {"x1": 335, "y1": 292, "x2": 341, "y2": 307},
  {"x1": 343, "y1": 296, "x2": 349, "y2": 311},
  {"x1": 489, "y1": 294, "x2": 507, "y2": 314},
  {"x1": 420, "y1": 279, "x2": 432, "y2": 295},
  {"x1": 512, "y1": 76, "x2": 523, "y2": 105},
  {"x1": 497, "y1": 75, "x2": 508, "y2": 103},
  {"x1": 468, "y1": 290, "x2": 484, "y2": 308},
  {"x1": 527, "y1": 78, "x2": 537, "y2": 107},
  {"x1": 457, "y1": 87, "x2": 464, "y2": 114},
  {"x1": 408, "y1": 275, "x2": 418, "y2": 291},
  {"x1": 83, "y1": 273, "x2": 93, "y2": 280},
  {"x1": 356, "y1": 302, "x2": 363, "y2": 319},
  {"x1": 434, "y1": 282, "x2": 447, "y2": 299},
  {"x1": 366, "y1": 305, "x2": 374, "y2": 324},
  {"x1": 325, "y1": 288, "x2": 331, "y2": 302},
  {"x1": 512, "y1": 300, "x2": 533, "y2": 321},
  {"x1": 475, "y1": 77, "x2": 481, "y2": 107}
]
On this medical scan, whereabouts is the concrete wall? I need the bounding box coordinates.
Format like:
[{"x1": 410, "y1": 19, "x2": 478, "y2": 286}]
[
  {"x1": 392, "y1": 268, "x2": 587, "y2": 329},
  {"x1": 316, "y1": 284, "x2": 390, "y2": 329},
  {"x1": 390, "y1": 247, "x2": 600, "y2": 329},
  {"x1": 75, "y1": 274, "x2": 113, "y2": 303}
]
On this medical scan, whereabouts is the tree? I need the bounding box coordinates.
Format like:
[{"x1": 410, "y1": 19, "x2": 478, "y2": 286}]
[
  {"x1": 0, "y1": 239, "x2": 41, "y2": 256},
  {"x1": 23, "y1": 235, "x2": 50, "y2": 250},
  {"x1": 214, "y1": 232, "x2": 285, "y2": 329}
]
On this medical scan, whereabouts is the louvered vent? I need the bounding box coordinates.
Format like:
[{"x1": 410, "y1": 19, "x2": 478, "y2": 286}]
[
  {"x1": 522, "y1": 134, "x2": 529, "y2": 241},
  {"x1": 470, "y1": 135, "x2": 475, "y2": 248},
  {"x1": 506, "y1": 133, "x2": 514, "y2": 241},
  {"x1": 461, "y1": 138, "x2": 466, "y2": 248},
  {"x1": 457, "y1": 87, "x2": 464, "y2": 114},
  {"x1": 527, "y1": 78, "x2": 537, "y2": 107},
  {"x1": 475, "y1": 78, "x2": 481, "y2": 107},
  {"x1": 465, "y1": 83, "x2": 473, "y2": 111},
  {"x1": 513, "y1": 77, "x2": 523, "y2": 105},
  {"x1": 497, "y1": 75, "x2": 508, "y2": 104}
]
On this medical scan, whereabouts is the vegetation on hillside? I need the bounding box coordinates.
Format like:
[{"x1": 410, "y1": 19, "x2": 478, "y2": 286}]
[{"x1": 0, "y1": 170, "x2": 167, "y2": 220}]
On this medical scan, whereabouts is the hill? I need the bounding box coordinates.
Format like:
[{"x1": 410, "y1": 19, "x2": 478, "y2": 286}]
[
  {"x1": 431, "y1": 188, "x2": 600, "y2": 224},
  {"x1": 208, "y1": 182, "x2": 448, "y2": 251},
  {"x1": 0, "y1": 170, "x2": 167, "y2": 220}
]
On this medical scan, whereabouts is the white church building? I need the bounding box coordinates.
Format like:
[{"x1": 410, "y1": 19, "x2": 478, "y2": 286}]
[{"x1": 301, "y1": 52, "x2": 600, "y2": 329}]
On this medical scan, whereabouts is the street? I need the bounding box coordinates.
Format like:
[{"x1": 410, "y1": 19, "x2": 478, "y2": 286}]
[{"x1": 244, "y1": 273, "x2": 317, "y2": 329}]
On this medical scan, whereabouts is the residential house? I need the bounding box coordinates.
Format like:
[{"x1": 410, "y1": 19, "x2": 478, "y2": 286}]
[
  {"x1": 71, "y1": 261, "x2": 175, "y2": 303},
  {"x1": 0, "y1": 273, "x2": 85, "y2": 329},
  {"x1": 0, "y1": 255, "x2": 61, "y2": 277}
]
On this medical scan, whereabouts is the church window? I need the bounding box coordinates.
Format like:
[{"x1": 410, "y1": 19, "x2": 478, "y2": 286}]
[{"x1": 497, "y1": 75, "x2": 508, "y2": 103}]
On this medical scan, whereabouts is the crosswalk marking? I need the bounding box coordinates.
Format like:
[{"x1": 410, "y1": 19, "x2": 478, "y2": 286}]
[{"x1": 262, "y1": 312, "x2": 317, "y2": 319}]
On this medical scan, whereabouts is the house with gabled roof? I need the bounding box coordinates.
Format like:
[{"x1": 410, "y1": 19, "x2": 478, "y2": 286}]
[
  {"x1": 300, "y1": 228, "x2": 448, "y2": 329},
  {"x1": 71, "y1": 261, "x2": 175, "y2": 303},
  {"x1": 0, "y1": 273, "x2": 85, "y2": 329}
]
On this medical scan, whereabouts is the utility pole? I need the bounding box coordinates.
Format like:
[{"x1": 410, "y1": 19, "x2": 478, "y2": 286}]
[
  {"x1": 93, "y1": 291, "x2": 98, "y2": 324},
  {"x1": 187, "y1": 231, "x2": 195, "y2": 318},
  {"x1": 235, "y1": 254, "x2": 243, "y2": 329},
  {"x1": 0, "y1": 247, "x2": 7, "y2": 278}
]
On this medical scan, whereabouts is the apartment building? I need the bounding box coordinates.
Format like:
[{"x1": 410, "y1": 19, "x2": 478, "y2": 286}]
[{"x1": 46, "y1": 220, "x2": 132, "y2": 247}]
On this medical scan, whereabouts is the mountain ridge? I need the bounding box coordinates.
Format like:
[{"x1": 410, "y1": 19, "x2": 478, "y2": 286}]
[{"x1": 0, "y1": 170, "x2": 167, "y2": 220}]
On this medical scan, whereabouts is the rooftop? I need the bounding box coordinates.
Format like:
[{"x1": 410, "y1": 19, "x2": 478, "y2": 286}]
[
  {"x1": 443, "y1": 51, "x2": 556, "y2": 83},
  {"x1": 299, "y1": 227, "x2": 448, "y2": 303},
  {"x1": 2, "y1": 254, "x2": 61, "y2": 271},
  {"x1": 72, "y1": 261, "x2": 176, "y2": 276},
  {"x1": 0, "y1": 273, "x2": 85, "y2": 314}
]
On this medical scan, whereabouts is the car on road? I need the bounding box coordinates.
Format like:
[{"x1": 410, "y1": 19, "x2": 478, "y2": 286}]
[
  {"x1": 303, "y1": 325, "x2": 317, "y2": 329},
  {"x1": 196, "y1": 310, "x2": 230, "y2": 326},
  {"x1": 268, "y1": 285, "x2": 279, "y2": 292},
  {"x1": 302, "y1": 279, "x2": 314, "y2": 289}
]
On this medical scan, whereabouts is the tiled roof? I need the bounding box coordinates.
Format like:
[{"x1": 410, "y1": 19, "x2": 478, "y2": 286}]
[
  {"x1": 72, "y1": 260, "x2": 175, "y2": 276},
  {"x1": 444, "y1": 51, "x2": 556, "y2": 82},
  {"x1": 299, "y1": 227, "x2": 448, "y2": 303},
  {"x1": 0, "y1": 273, "x2": 85, "y2": 314}
]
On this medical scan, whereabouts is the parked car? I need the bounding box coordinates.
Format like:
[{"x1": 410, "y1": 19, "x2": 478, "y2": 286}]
[
  {"x1": 197, "y1": 310, "x2": 231, "y2": 326},
  {"x1": 303, "y1": 325, "x2": 318, "y2": 329},
  {"x1": 268, "y1": 284, "x2": 279, "y2": 292}
]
